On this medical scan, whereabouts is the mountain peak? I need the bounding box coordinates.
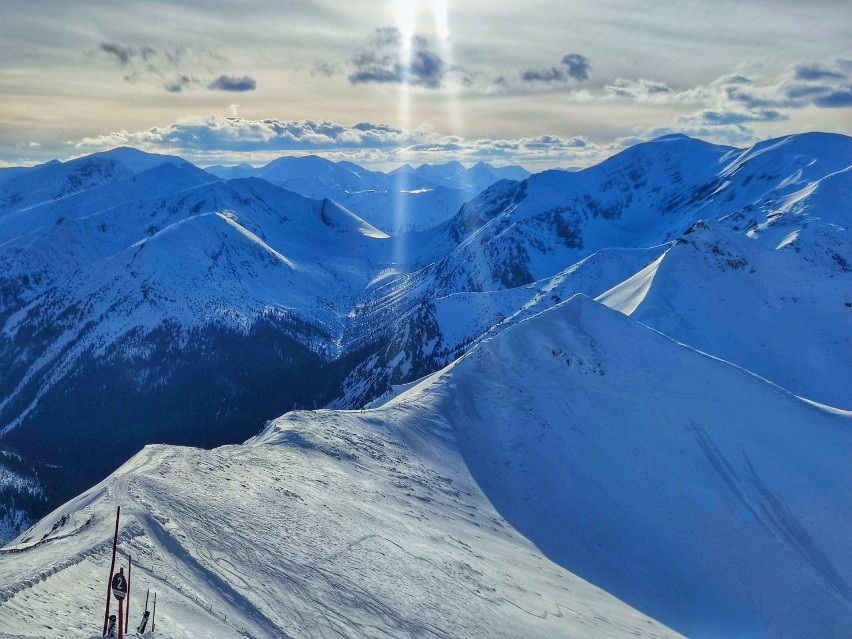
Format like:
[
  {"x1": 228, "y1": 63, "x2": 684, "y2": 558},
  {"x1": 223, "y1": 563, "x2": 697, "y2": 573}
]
[{"x1": 652, "y1": 133, "x2": 693, "y2": 142}]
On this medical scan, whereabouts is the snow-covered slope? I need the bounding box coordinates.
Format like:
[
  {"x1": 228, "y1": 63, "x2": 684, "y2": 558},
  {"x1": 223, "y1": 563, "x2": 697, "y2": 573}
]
[
  {"x1": 429, "y1": 295, "x2": 851, "y2": 638},
  {"x1": 3, "y1": 295, "x2": 849, "y2": 638},
  {"x1": 0, "y1": 305, "x2": 692, "y2": 638},
  {"x1": 598, "y1": 221, "x2": 851, "y2": 407}
]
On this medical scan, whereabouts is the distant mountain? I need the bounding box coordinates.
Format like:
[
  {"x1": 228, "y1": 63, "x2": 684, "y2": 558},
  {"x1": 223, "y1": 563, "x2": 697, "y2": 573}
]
[
  {"x1": 390, "y1": 159, "x2": 531, "y2": 192},
  {"x1": 206, "y1": 156, "x2": 530, "y2": 234},
  {"x1": 2, "y1": 295, "x2": 847, "y2": 637},
  {"x1": 204, "y1": 162, "x2": 258, "y2": 180}
]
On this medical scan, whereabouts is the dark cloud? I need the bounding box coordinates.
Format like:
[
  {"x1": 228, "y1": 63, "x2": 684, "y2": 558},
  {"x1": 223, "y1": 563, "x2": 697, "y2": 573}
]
[
  {"x1": 522, "y1": 53, "x2": 591, "y2": 83},
  {"x1": 677, "y1": 108, "x2": 789, "y2": 126},
  {"x1": 348, "y1": 27, "x2": 446, "y2": 89},
  {"x1": 784, "y1": 83, "x2": 833, "y2": 99},
  {"x1": 100, "y1": 43, "x2": 158, "y2": 66},
  {"x1": 349, "y1": 67, "x2": 399, "y2": 85},
  {"x1": 605, "y1": 78, "x2": 672, "y2": 100},
  {"x1": 727, "y1": 73, "x2": 851, "y2": 110},
  {"x1": 522, "y1": 67, "x2": 564, "y2": 82},
  {"x1": 813, "y1": 86, "x2": 852, "y2": 107},
  {"x1": 165, "y1": 75, "x2": 194, "y2": 93},
  {"x1": 720, "y1": 60, "x2": 851, "y2": 109},
  {"x1": 208, "y1": 75, "x2": 257, "y2": 92},
  {"x1": 100, "y1": 43, "x2": 133, "y2": 65},
  {"x1": 98, "y1": 42, "x2": 241, "y2": 93},
  {"x1": 794, "y1": 63, "x2": 846, "y2": 81},
  {"x1": 562, "y1": 54, "x2": 591, "y2": 81}
]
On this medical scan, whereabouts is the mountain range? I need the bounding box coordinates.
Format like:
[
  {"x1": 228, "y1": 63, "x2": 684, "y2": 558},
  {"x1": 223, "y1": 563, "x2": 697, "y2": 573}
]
[{"x1": 0, "y1": 133, "x2": 849, "y2": 637}]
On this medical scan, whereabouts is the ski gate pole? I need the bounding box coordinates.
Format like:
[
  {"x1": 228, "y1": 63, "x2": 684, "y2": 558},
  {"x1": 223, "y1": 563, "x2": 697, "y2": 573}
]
[
  {"x1": 117, "y1": 568, "x2": 124, "y2": 639},
  {"x1": 124, "y1": 553, "x2": 131, "y2": 633},
  {"x1": 102, "y1": 505, "x2": 120, "y2": 636}
]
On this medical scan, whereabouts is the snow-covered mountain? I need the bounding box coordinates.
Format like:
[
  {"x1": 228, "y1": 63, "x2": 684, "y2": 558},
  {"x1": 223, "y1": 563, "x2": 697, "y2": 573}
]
[
  {"x1": 389, "y1": 160, "x2": 531, "y2": 192},
  {"x1": 0, "y1": 132, "x2": 848, "y2": 553},
  {"x1": 2, "y1": 296, "x2": 848, "y2": 638},
  {"x1": 206, "y1": 156, "x2": 529, "y2": 234},
  {"x1": 0, "y1": 152, "x2": 393, "y2": 526},
  {"x1": 334, "y1": 133, "x2": 851, "y2": 409}
]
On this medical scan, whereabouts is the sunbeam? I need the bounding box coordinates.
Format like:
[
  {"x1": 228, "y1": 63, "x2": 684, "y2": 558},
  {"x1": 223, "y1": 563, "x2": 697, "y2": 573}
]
[{"x1": 392, "y1": 0, "x2": 418, "y2": 268}]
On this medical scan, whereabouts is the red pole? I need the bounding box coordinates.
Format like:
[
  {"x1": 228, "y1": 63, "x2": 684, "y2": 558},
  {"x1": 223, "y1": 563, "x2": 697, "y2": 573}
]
[
  {"x1": 103, "y1": 505, "x2": 120, "y2": 635},
  {"x1": 124, "y1": 554, "x2": 131, "y2": 633},
  {"x1": 117, "y1": 593, "x2": 124, "y2": 639}
]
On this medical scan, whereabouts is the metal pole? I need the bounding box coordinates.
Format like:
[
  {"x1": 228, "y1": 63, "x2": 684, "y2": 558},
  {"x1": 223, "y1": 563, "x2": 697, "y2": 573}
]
[
  {"x1": 151, "y1": 591, "x2": 156, "y2": 632},
  {"x1": 124, "y1": 554, "x2": 131, "y2": 633},
  {"x1": 103, "y1": 505, "x2": 120, "y2": 636}
]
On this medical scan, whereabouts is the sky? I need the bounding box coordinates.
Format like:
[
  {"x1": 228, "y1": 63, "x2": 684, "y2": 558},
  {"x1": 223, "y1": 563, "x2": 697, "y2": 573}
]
[{"x1": 1, "y1": 0, "x2": 850, "y2": 170}]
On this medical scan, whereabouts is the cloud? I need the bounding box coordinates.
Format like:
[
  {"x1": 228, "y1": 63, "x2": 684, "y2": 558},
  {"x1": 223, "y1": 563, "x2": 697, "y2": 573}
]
[
  {"x1": 605, "y1": 78, "x2": 675, "y2": 102},
  {"x1": 603, "y1": 59, "x2": 852, "y2": 115},
  {"x1": 209, "y1": 75, "x2": 257, "y2": 92},
  {"x1": 310, "y1": 60, "x2": 339, "y2": 77},
  {"x1": 719, "y1": 60, "x2": 851, "y2": 110},
  {"x1": 165, "y1": 75, "x2": 195, "y2": 93},
  {"x1": 98, "y1": 42, "x2": 250, "y2": 93},
  {"x1": 100, "y1": 43, "x2": 133, "y2": 66},
  {"x1": 99, "y1": 42, "x2": 167, "y2": 69},
  {"x1": 521, "y1": 67, "x2": 564, "y2": 83},
  {"x1": 562, "y1": 54, "x2": 591, "y2": 81},
  {"x1": 69, "y1": 115, "x2": 603, "y2": 168},
  {"x1": 710, "y1": 74, "x2": 752, "y2": 86},
  {"x1": 75, "y1": 116, "x2": 425, "y2": 153},
  {"x1": 813, "y1": 86, "x2": 852, "y2": 108},
  {"x1": 676, "y1": 107, "x2": 789, "y2": 126},
  {"x1": 349, "y1": 27, "x2": 446, "y2": 89},
  {"x1": 522, "y1": 53, "x2": 591, "y2": 83},
  {"x1": 793, "y1": 63, "x2": 846, "y2": 81}
]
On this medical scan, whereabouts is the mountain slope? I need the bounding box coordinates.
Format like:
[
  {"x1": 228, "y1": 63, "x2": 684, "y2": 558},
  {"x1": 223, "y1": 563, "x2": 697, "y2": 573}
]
[
  {"x1": 415, "y1": 295, "x2": 852, "y2": 638},
  {"x1": 335, "y1": 133, "x2": 851, "y2": 407},
  {"x1": 0, "y1": 317, "x2": 686, "y2": 638},
  {"x1": 0, "y1": 158, "x2": 394, "y2": 521},
  {"x1": 598, "y1": 221, "x2": 852, "y2": 407},
  {"x1": 3, "y1": 295, "x2": 849, "y2": 638}
]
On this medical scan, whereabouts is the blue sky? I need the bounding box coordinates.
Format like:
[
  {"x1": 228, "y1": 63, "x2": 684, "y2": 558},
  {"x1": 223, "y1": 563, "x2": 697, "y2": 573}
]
[{"x1": 1, "y1": 0, "x2": 849, "y2": 168}]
